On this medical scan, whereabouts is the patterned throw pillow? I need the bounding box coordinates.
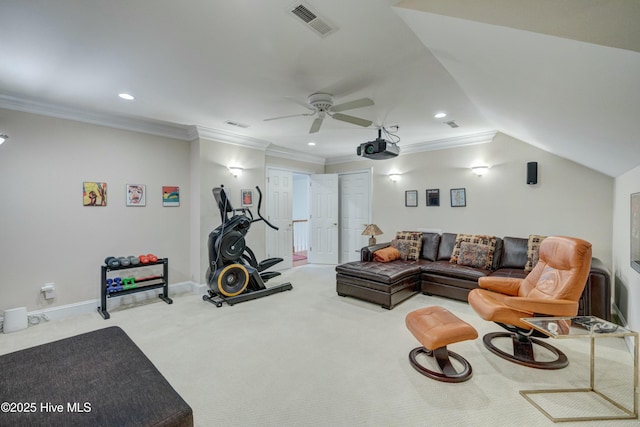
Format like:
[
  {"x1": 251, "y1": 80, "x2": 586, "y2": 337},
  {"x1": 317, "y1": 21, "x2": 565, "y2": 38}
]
[
  {"x1": 449, "y1": 234, "x2": 497, "y2": 270},
  {"x1": 524, "y1": 234, "x2": 547, "y2": 272},
  {"x1": 457, "y1": 242, "x2": 491, "y2": 269},
  {"x1": 394, "y1": 231, "x2": 423, "y2": 261},
  {"x1": 391, "y1": 239, "x2": 410, "y2": 261}
]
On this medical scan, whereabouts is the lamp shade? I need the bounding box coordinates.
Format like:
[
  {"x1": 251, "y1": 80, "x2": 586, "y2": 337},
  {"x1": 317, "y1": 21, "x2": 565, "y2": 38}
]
[
  {"x1": 362, "y1": 224, "x2": 383, "y2": 245},
  {"x1": 362, "y1": 224, "x2": 383, "y2": 237}
]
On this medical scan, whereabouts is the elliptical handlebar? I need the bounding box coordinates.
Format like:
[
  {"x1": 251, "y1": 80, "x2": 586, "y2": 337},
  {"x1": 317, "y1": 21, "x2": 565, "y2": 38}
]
[{"x1": 255, "y1": 186, "x2": 279, "y2": 231}]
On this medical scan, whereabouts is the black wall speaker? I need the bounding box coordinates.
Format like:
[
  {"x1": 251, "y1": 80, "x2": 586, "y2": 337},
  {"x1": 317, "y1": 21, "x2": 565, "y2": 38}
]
[{"x1": 527, "y1": 161, "x2": 538, "y2": 185}]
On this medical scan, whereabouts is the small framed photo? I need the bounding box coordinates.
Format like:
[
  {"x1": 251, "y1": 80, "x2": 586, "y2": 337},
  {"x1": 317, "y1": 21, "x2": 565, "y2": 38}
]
[
  {"x1": 126, "y1": 184, "x2": 146, "y2": 206},
  {"x1": 426, "y1": 189, "x2": 440, "y2": 206},
  {"x1": 162, "y1": 186, "x2": 180, "y2": 207},
  {"x1": 83, "y1": 181, "x2": 107, "y2": 206},
  {"x1": 405, "y1": 190, "x2": 418, "y2": 207},
  {"x1": 450, "y1": 188, "x2": 466, "y2": 207},
  {"x1": 241, "y1": 189, "x2": 253, "y2": 207}
]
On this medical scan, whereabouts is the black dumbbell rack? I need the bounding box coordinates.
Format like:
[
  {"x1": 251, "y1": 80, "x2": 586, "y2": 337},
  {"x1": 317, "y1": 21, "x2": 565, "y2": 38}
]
[{"x1": 98, "y1": 258, "x2": 172, "y2": 319}]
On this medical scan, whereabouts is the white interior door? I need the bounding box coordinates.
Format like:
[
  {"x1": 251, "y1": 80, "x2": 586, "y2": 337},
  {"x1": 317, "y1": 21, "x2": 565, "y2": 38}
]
[
  {"x1": 309, "y1": 174, "x2": 339, "y2": 264},
  {"x1": 339, "y1": 171, "x2": 371, "y2": 263},
  {"x1": 266, "y1": 169, "x2": 293, "y2": 270}
]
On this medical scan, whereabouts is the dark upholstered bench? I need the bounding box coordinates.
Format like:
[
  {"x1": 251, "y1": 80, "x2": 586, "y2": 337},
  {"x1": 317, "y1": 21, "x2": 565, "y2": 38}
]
[
  {"x1": 0, "y1": 326, "x2": 193, "y2": 427},
  {"x1": 336, "y1": 261, "x2": 422, "y2": 309}
]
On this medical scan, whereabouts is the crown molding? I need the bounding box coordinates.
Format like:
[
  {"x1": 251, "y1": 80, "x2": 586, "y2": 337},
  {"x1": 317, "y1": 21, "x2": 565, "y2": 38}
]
[
  {"x1": 0, "y1": 94, "x2": 193, "y2": 141},
  {"x1": 265, "y1": 144, "x2": 326, "y2": 165},
  {"x1": 193, "y1": 125, "x2": 271, "y2": 150},
  {"x1": 325, "y1": 130, "x2": 497, "y2": 165}
]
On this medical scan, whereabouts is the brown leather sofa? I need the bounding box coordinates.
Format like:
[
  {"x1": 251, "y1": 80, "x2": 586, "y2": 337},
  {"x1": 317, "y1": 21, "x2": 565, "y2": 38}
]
[{"x1": 335, "y1": 232, "x2": 611, "y2": 320}]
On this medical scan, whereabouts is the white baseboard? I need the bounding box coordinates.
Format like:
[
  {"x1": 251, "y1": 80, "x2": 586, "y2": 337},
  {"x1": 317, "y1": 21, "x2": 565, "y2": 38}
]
[{"x1": 21, "y1": 281, "x2": 199, "y2": 322}]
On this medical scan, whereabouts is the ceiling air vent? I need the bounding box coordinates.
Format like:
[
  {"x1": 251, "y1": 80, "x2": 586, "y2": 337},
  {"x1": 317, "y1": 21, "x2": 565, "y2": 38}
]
[
  {"x1": 445, "y1": 121, "x2": 459, "y2": 128},
  {"x1": 288, "y1": 1, "x2": 337, "y2": 38}
]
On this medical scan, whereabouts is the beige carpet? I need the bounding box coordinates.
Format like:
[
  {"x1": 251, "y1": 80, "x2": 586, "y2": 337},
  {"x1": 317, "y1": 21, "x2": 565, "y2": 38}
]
[{"x1": 1, "y1": 265, "x2": 637, "y2": 426}]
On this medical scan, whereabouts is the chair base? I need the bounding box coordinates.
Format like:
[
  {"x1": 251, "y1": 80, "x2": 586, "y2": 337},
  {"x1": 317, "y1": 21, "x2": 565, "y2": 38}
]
[
  {"x1": 409, "y1": 346, "x2": 473, "y2": 383},
  {"x1": 483, "y1": 332, "x2": 568, "y2": 370}
]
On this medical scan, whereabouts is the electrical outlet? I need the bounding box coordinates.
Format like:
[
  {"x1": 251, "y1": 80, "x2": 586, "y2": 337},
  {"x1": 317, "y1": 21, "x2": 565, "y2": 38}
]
[{"x1": 41, "y1": 283, "x2": 56, "y2": 300}]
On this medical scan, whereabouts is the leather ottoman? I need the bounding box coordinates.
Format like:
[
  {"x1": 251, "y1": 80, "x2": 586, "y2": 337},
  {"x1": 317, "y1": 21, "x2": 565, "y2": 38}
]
[{"x1": 336, "y1": 261, "x2": 422, "y2": 309}]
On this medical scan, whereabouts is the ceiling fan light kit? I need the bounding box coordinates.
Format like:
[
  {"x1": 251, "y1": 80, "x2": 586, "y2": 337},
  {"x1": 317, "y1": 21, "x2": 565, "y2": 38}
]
[{"x1": 264, "y1": 92, "x2": 374, "y2": 134}]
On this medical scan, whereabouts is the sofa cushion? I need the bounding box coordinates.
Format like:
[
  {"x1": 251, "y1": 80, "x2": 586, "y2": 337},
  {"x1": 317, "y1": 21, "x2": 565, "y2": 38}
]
[
  {"x1": 336, "y1": 261, "x2": 421, "y2": 284},
  {"x1": 373, "y1": 246, "x2": 400, "y2": 263},
  {"x1": 457, "y1": 242, "x2": 491, "y2": 269},
  {"x1": 421, "y1": 261, "x2": 490, "y2": 281},
  {"x1": 499, "y1": 236, "x2": 528, "y2": 269},
  {"x1": 391, "y1": 239, "x2": 410, "y2": 260},
  {"x1": 450, "y1": 234, "x2": 498, "y2": 269},
  {"x1": 420, "y1": 232, "x2": 441, "y2": 261},
  {"x1": 437, "y1": 233, "x2": 458, "y2": 261},
  {"x1": 524, "y1": 234, "x2": 547, "y2": 272},
  {"x1": 394, "y1": 231, "x2": 423, "y2": 261}
]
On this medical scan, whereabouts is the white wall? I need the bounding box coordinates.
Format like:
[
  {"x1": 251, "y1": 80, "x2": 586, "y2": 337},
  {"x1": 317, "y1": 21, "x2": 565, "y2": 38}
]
[
  {"x1": 613, "y1": 165, "x2": 640, "y2": 331},
  {"x1": 0, "y1": 109, "x2": 191, "y2": 312},
  {"x1": 327, "y1": 132, "x2": 613, "y2": 264}
]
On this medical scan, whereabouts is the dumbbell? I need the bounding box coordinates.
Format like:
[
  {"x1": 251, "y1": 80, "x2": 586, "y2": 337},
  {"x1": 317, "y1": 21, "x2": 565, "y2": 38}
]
[
  {"x1": 113, "y1": 277, "x2": 123, "y2": 292},
  {"x1": 139, "y1": 254, "x2": 150, "y2": 264},
  {"x1": 118, "y1": 257, "x2": 131, "y2": 267},
  {"x1": 122, "y1": 277, "x2": 136, "y2": 290},
  {"x1": 128, "y1": 256, "x2": 140, "y2": 265},
  {"x1": 105, "y1": 257, "x2": 120, "y2": 268},
  {"x1": 147, "y1": 253, "x2": 158, "y2": 262}
]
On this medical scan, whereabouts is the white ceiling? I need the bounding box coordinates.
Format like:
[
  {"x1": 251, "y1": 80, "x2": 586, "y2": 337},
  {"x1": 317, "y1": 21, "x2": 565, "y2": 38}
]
[{"x1": 1, "y1": 0, "x2": 639, "y2": 176}]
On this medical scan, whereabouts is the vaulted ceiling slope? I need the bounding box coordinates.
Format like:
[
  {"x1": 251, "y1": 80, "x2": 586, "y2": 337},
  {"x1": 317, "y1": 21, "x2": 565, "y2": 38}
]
[
  {"x1": 394, "y1": 0, "x2": 640, "y2": 177},
  {"x1": 0, "y1": 1, "x2": 638, "y2": 177}
]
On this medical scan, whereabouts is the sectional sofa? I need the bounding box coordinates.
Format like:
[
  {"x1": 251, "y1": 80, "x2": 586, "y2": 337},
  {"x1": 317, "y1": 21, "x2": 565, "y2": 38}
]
[{"x1": 335, "y1": 232, "x2": 611, "y2": 320}]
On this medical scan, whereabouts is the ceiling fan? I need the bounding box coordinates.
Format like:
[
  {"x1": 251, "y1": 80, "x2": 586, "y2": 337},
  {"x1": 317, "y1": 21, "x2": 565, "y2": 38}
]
[{"x1": 264, "y1": 92, "x2": 374, "y2": 133}]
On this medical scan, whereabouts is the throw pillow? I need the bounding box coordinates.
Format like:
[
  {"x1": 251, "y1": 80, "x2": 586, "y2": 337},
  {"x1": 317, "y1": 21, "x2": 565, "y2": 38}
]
[
  {"x1": 449, "y1": 234, "x2": 497, "y2": 270},
  {"x1": 525, "y1": 234, "x2": 547, "y2": 272},
  {"x1": 373, "y1": 246, "x2": 400, "y2": 263},
  {"x1": 391, "y1": 239, "x2": 410, "y2": 261},
  {"x1": 457, "y1": 242, "x2": 491, "y2": 269},
  {"x1": 394, "y1": 231, "x2": 423, "y2": 261}
]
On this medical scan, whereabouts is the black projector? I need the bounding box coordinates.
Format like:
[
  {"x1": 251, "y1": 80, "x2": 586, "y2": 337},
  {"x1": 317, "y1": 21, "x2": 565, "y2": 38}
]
[{"x1": 357, "y1": 138, "x2": 400, "y2": 160}]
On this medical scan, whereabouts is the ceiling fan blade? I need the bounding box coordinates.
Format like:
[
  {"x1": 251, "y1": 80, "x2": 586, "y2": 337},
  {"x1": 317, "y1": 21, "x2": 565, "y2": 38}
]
[
  {"x1": 309, "y1": 117, "x2": 323, "y2": 133},
  {"x1": 331, "y1": 113, "x2": 373, "y2": 128},
  {"x1": 331, "y1": 97, "x2": 374, "y2": 113},
  {"x1": 264, "y1": 112, "x2": 315, "y2": 122}
]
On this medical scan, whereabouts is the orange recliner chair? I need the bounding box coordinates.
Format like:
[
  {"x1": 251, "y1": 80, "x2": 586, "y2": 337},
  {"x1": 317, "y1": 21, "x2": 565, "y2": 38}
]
[{"x1": 468, "y1": 236, "x2": 592, "y2": 369}]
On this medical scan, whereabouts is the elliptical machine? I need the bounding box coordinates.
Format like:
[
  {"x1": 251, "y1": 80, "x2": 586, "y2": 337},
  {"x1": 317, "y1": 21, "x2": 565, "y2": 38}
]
[{"x1": 203, "y1": 185, "x2": 293, "y2": 307}]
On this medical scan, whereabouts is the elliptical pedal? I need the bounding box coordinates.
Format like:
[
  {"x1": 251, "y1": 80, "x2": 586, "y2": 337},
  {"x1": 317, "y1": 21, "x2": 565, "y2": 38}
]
[{"x1": 260, "y1": 271, "x2": 281, "y2": 282}]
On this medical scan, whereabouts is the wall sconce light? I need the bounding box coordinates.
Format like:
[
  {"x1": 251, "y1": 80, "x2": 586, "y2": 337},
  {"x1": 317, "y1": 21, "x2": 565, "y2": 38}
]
[
  {"x1": 228, "y1": 167, "x2": 243, "y2": 177},
  {"x1": 0, "y1": 134, "x2": 8, "y2": 145},
  {"x1": 471, "y1": 165, "x2": 489, "y2": 176},
  {"x1": 362, "y1": 224, "x2": 383, "y2": 245},
  {"x1": 389, "y1": 174, "x2": 401, "y2": 182}
]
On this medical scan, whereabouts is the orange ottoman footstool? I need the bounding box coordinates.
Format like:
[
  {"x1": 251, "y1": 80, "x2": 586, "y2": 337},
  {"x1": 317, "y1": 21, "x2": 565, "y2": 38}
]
[{"x1": 405, "y1": 306, "x2": 478, "y2": 382}]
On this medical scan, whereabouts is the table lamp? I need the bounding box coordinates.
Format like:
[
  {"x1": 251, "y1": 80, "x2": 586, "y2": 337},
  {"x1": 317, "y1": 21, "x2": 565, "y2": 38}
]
[{"x1": 362, "y1": 224, "x2": 383, "y2": 245}]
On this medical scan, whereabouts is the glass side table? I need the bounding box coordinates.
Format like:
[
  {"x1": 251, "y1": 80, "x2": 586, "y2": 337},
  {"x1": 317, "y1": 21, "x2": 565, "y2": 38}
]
[{"x1": 520, "y1": 316, "x2": 638, "y2": 422}]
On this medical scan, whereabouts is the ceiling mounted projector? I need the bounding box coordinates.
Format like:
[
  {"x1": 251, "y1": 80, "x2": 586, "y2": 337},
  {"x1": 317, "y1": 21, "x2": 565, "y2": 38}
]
[{"x1": 357, "y1": 129, "x2": 400, "y2": 160}]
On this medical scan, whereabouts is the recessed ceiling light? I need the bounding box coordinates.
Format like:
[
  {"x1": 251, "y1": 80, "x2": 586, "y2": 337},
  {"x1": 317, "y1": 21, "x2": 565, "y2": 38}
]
[
  {"x1": 308, "y1": 142, "x2": 316, "y2": 146},
  {"x1": 434, "y1": 112, "x2": 447, "y2": 119},
  {"x1": 118, "y1": 93, "x2": 135, "y2": 101}
]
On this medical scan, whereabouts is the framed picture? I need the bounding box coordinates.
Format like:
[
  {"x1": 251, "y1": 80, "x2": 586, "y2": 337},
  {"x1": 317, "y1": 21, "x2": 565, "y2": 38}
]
[
  {"x1": 162, "y1": 186, "x2": 180, "y2": 207},
  {"x1": 405, "y1": 190, "x2": 418, "y2": 207},
  {"x1": 426, "y1": 189, "x2": 440, "y2": 206},
  {"x1": 126, "y1": 184, "x2": 146, "y2": 206},
  {"x1": 450, "y1": 188, "x2": 466, "y2": 207},
  {"x1": 631, "y1": 192, "x2": 640, "y2": 273},
  {"x1": 83, "y1": 181, "x2": 107, "y2": 206},
  {"x1": 241, "y1": 189, "x2": 253, "y2": 207}
]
